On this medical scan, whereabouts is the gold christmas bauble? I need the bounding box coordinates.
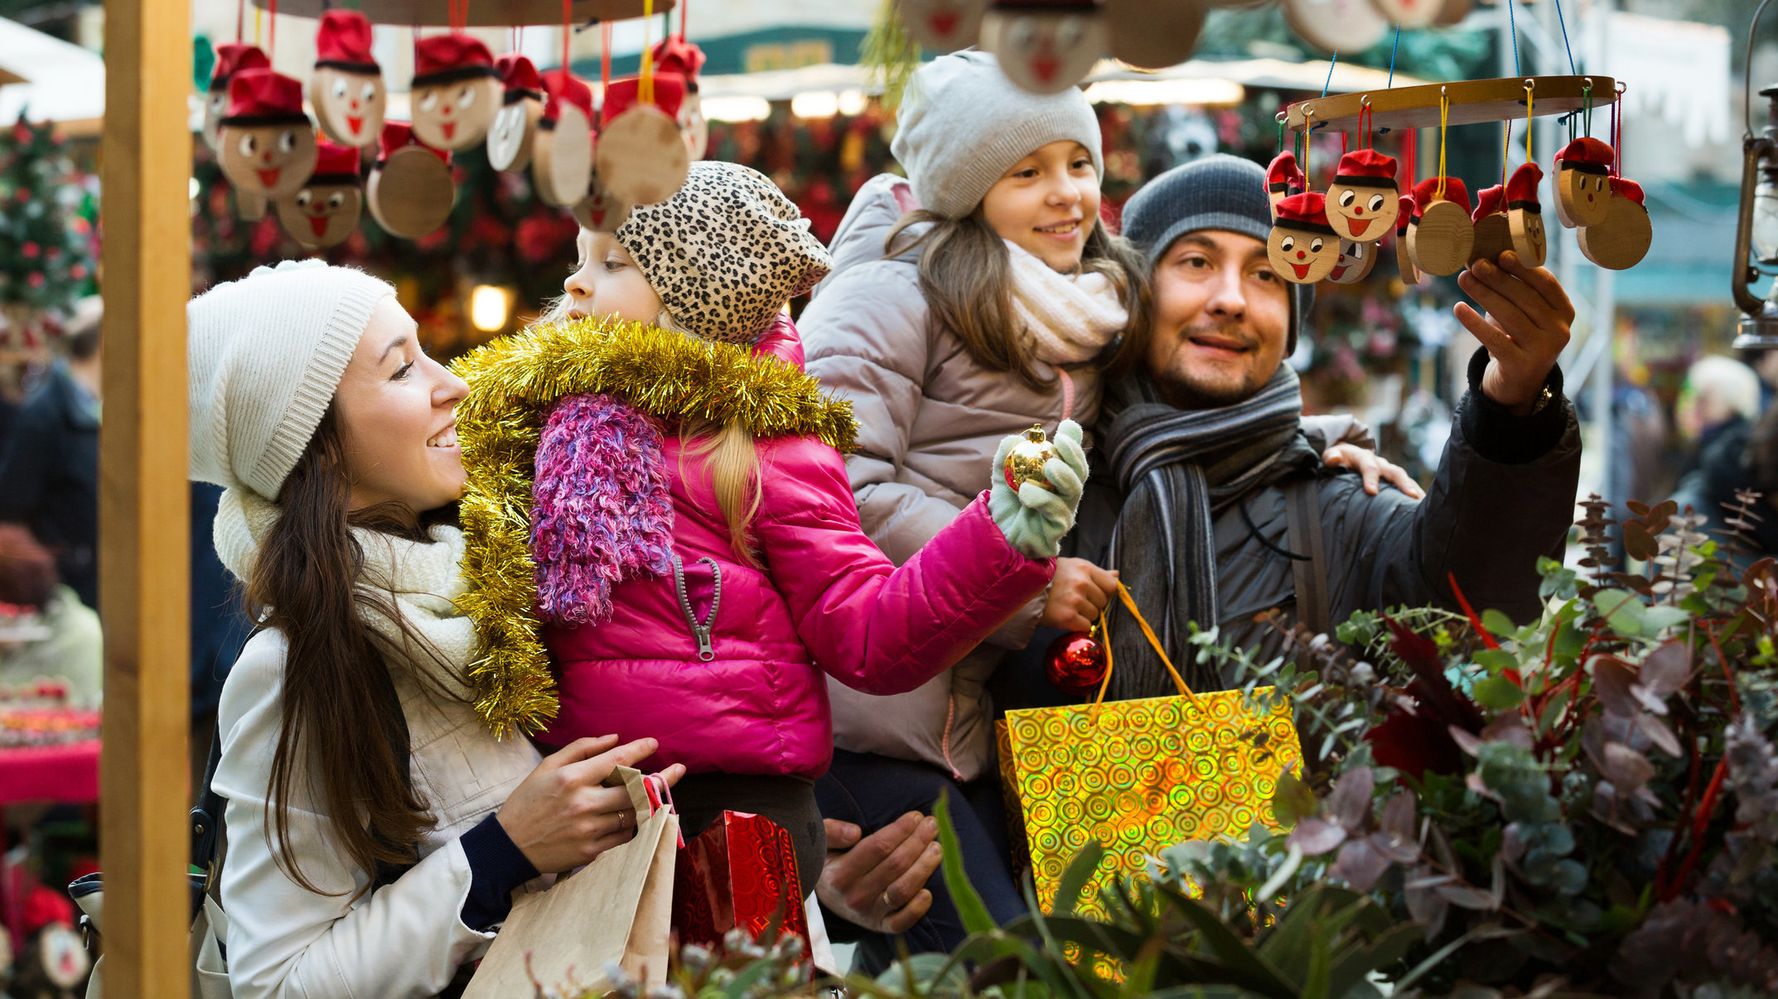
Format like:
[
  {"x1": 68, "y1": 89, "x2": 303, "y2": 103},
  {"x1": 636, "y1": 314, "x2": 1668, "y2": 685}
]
[{"x1": 1003, "y1": 424, "x2": 1057, "y2": 491}]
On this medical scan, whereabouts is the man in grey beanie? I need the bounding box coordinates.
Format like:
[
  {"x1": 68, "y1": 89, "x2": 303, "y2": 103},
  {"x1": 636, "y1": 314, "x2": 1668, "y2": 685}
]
[{"x1": 1047, "y1": 154, "x2": 1586, "y2": 695}]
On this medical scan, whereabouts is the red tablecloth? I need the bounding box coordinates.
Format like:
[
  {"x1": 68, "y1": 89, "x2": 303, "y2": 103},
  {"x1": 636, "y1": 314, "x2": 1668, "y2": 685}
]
[{"x1": 0, "y1": 741, "x2": 100, "y2": 805}]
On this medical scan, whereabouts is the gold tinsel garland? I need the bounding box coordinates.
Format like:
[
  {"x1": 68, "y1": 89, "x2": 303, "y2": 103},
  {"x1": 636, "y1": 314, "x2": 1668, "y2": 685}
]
[{"x1": 450, "y1": 317, "x2": 859, "y2": 738}]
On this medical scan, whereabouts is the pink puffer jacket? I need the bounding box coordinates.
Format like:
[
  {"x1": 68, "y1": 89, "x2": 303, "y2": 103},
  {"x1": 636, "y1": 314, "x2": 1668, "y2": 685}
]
[{"x1": 536, "y1": 322, "x2": 1056, "y2": 780}]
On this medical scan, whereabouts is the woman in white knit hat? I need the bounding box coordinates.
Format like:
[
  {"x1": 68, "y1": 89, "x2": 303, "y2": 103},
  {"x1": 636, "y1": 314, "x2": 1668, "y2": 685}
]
[{"x1": 187, "y1": 260, "x2": 680, "y2": 998}]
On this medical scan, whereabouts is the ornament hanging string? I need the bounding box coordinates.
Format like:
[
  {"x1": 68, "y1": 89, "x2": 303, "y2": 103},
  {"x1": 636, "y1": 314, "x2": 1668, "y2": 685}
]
[
  {"x1": 601, "y1": 22, "x2": 613, "y2": 95},
  {"x1": 236, "y1": 0, "x2": 244, "y2": 44},
  {"x1": 1387, "y1": 27, "x2": 1400, "y2": 88},
  {"x1": 679, "y1": 0, "x2": 688, "y2": 39},
  {"x1": 1321, "y1": 51, "x2": 1338, "y2": 98},
  {"x1": 1302, "y1": 107, "x2": 1314, "y2": 184},
  {"x1": 266, "y1": 0, "x2": 276, "y2": 56},
  {"x1": 1501, "y1": 117, "x2": 1511, "y2": 187},
  {"x1": 1276, "y1": 111, "x2": 1285, "y2": 156},
  {"x1": 1553, "y1": 0, "x2": 1578, "y2": 76},
  {"x1": 562, "y1": 0, "x2": 571, "y2": 86},
  {"x1": 1611, "y1": 83, "x2": 1624, "y2": 177},
  {"x1": 1403, "y1": 126, "x2": 1416, "y2": 197},
  {"x1": 1436, "y1": 88, "x2": 1450, "y2": 200},
  {"x1": 1523, "y1": 81, "x2": 1535, "y2": 164},
  {"x1": 640, "y1": 0, "x2": 656, "y2": 106},
  {"x1": 1506, "y1": 0, "x2": 1521, "y2": 77}
]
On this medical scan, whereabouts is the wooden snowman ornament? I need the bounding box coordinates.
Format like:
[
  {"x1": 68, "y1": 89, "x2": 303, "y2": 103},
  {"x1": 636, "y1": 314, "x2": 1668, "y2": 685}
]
[
  {"x1": 1326, "y1": 147, "x2": 1399, "y2": 242},
  {"x1": 1394, "y1": 194, "x2": 1422, "y2": 284},
  {"x1": 1269, "y1": 192, "x2": 1342, "y2": 284},
  {"x1": 900, "y1": 0, "x2": 987, "y2": 51},
  {"x1": 218, "y1": 69, "x2": 319, "y2": 202},
  {"x1": 1577, "y1": 177, "x2": 1652, "y2": 270},
  {"x1": 531, "y1": 70, "x2": 595, "y2": 208},
  {"x1": 1468, "y1": 184, "x2": 1513, "y2": 265},
  {"x1": 980, "y1": 0, "x2": 1109, "y2": 95},
  {"x1": 1553, "y1": 136, "x2": 1614, "y2": 229},
  {"x1": 310, "y1": 10, "x2": 385, "y2": 148},
  {"x1": 203, "y1": 42, "x2": 269, "y2": 152},
  {"x1": 598, "y1": 75, "x2": 692, "y2": 207},
  {"x1": 652, "y1": 35, "x2": 710, "y2": 161},
  {"x1": 1327, "y1": 237, "x2": 1379, "y2": 285},
  {"x1": 488, "y1": 54, "x2": 546, "y2": 173},
  {"x1": 1266, "y1": 151, "x2": 1306, "y2": 220},
  {"x1": 1407, "y1": 176, "x2": 1473, "y2": 277},
  {"x1": 1504, "y1": 162, "x2": 1547, "y2": 267},
  {"x1": 367, "y1": 121, "x2": 455, "y2": 238},
  {"x1": 410, "y1": 33, "x2": 500, "y2": 152},
  {"x1": 1103, "y1": 0, "x2": 1206, "y2": 71},
  {"x1": 275, "y1": 141, "x2": 363, "y2": 250}
]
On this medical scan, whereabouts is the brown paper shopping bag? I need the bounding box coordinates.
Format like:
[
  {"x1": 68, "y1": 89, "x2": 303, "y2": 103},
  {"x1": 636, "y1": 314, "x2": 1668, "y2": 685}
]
[{"x1": 465, "y1": 767, "x2": 679, "y2": 997}]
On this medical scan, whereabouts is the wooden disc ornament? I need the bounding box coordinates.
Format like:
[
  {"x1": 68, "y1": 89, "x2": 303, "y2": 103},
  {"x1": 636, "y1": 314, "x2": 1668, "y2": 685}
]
[
  {"x1": 1103, "y1": 0, "x2": 1205, "y2": 71},
  {"x1": 531, "y1": 70, "x2": 595, "y2": 207},
  {"x1": 1282, "y1": 0, "x2": 1389, "y2": 54},
  {"x1": 571, "y1": 174, "x2": 631, "y2": 232},
  {"x1": 1407, "y1": 176, "x2": 1473, "y2": 277},
  {"x1": 1327, "y1": 237, "x2": 1379, "y2": 285},
  {"x1": 309, "y1": 10, "x2": 386, "y2": 148},
  {"x1": 1326, "y1": 147, "x2": 1399, "y2": 242},
  {"x1": 1268, "y1": 192, "x2": 1341, "y2": 285},
  {"x1": 598, "y1": 75, "x2": 691, "y2": 207},
  {"x1": 1504, "y1": 162, "x2": 1547, "y2": 268},
  {"x1": 1370, "y1": 0, "x2": 1444, "y2": 29},
  {"x1": 980, "y1": 0, "x2": 1110, "y2": 95},
  {"x1": 488, "y1": 54, "x2": 546, "y2": 173},
  {"x1": 367, "y1": 121, "x2": 455, "y2": 238},
  {"x1": 653, "y1": 35, "x2": 709, "y2": 161},
  {"x1": 276, "y1": 141, "x2": 363, "y2": 250},
  {"x1": 410, "y1": 33, "x2": 502, "y2": 152},
  {"x1": 899, "y1": 0, "x2": 987, "y2": 52},
  {"x1": 1577, "y1": 177, "x2": 1651, "y2": 271},
  {"x1": 1394, "y1": 194, "x2": 1422, "y2": 284},
  {"x1": 1266, "y1": 151, "x2": 1306, "y2": 221},
  {"x1": 203, "y1": 42, "x2": 269, "y2": 152},
  {"x1": 1553, "y1": 136, "x2": 1614, "y2": 229},
  {"x1": 1468, "y1": 185, "x2": 1513, "y2": 265},
  {"x1": 218, "y1": 69, "x2": 320, "y2": 201}
]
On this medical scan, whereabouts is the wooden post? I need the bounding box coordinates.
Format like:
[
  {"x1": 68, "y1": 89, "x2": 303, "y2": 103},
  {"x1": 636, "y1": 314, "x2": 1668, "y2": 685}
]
[{"x1": 99, "y1": 0, "x2": 192, "y2": 992}]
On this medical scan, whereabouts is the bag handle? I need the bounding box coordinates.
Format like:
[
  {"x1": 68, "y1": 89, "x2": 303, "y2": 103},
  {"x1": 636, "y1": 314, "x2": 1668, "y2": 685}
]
[{"x1": 1093, "y1": 582, "x2": 1204, "y2": 714}]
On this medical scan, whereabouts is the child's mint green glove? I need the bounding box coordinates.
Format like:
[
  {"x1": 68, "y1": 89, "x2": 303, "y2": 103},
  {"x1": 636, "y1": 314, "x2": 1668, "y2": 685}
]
[{"x1": 989, "y1": 419, "x2": 1088, "y2": 559}]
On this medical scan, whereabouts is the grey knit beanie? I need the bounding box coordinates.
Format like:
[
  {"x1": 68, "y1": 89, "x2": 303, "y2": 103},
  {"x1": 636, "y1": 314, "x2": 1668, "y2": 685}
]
[
  {"x1": 187, "y1": 260, "x2": 394, "y2": 500},
  {"x1": 1121, "y1": 154, "x2": 1310, "y2": 353},
  {"x1": 892, "y1": 50, "x2": 1103, "y2": 220}
]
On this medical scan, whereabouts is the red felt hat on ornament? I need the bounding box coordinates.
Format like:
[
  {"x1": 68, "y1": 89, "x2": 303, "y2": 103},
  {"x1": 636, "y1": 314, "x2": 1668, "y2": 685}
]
[
  {"x1": 412, "y1": 33, "x2": 497, "y2": 86},
  {"x1": 1266, "y1": 151, "x2": 1304, "y2": 194},
  {"x1": 210, "y1": 42, "x2": 270, "y2": 91},
  {"x1": 1609, "y1": 176, "x2": 1645, "y2": 206},
  {"x1": 601, "y1": 75, "x2": 687, "y2": 127},
  {"x1": 315, "y1": 10, "x2": 378, "y2": 72},
  {"x1": 1555, "y1": 136, "x2": 1614, "y2": 174},
  {"x1": 1399, "y1": 194, "x2": 1417, "y2": 228},
  {"x1": 496, "y1": 53, "x2": 545, "y2": 100},
  {"x1": 1412, "y1": 175, "x2": 1470, "y2": 213},
  {"x1": 541, "y1": 69, "x2": 594, "y2": 125},
  {"x1": 1333, "y1": 147, "x2": 1397, "y2": 187},
  {"x1": 223, "y1": 69, "x2": 311, "y2": 126},
  {"x1": 310, "y1": 141, "x2": 362, "y2": 184},
  {"x1": 652, "y1": 34, "x2": 707, "y2": 89},
  {"x1": 1506, "y1": 162, "x2": 1543, "y2": 211},
  {"x1": 376, "y1": 121, "x2": 449, "y2": 166},
  {"x1": 1273, "y1": 191, "x2": 1335, "y2": 233},
  {"x1": 1471, "y1": 184, "x2": 1504, "y2": 222}
]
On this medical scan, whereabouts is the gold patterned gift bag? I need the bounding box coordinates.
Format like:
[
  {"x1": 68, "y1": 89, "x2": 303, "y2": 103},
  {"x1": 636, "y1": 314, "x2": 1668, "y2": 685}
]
[{"x1": 997, "y1": 585, "x2": 1302, "y2": 915}]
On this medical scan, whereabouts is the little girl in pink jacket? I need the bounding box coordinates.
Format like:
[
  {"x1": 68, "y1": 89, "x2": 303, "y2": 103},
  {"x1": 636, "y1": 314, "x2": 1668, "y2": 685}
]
[{"x1": 453, "y1": 160, "x2": 1085, "y2": 888}]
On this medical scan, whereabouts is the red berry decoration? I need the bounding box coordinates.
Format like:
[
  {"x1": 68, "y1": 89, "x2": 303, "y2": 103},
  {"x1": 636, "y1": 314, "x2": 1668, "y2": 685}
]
[{"x1": 1045, "y1": 630, "x2": 1108, "y2": 697}]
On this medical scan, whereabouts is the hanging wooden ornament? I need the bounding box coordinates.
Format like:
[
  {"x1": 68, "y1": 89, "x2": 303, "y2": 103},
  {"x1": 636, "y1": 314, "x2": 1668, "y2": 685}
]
[
  {"x1": 1504, "y1": 161, "x2": 1547, "y2": 267},
  {"x1": 218, "y1": 69, "x2": 321, "y2": 201},
  {"x1": 1369, "y1": 0, "x2": 1444, "y2": 29},
  {"x1": 1553, "y1": 136, "x2": 1614, "y2": 229},
  {"x1": 367, "y1": 121, "x2": 456, "y2": 238},
  {"x1": 652, "y1": 34, "x2": 709, "y2": 160},
  {"x1": 1408, "y1": 175, "x2": 1473, "y2": 277},
  {"x1": 488, "y1": 54, "x2": 546, "y2": 172},
  {"x1": 1394, "y1": 194, "x2": 1421, "y2": 284},
  {"x1": 1326, "y1": 147, "x2": 1399, "y2": 242},
  {"x1": 1282, "y1": 0, "x2": 1389, "y2": 55},
  {"x1": 571, "y1": 173, "x2": 631, "y2": 232},
  {"x1": 1327, "y1": 237, "x2": 1379, "y2": 285},
  {"x1": 1266, "y1": 151, "x2": 1306, "y2": 221},
  {"x1": 1577, "y1": 177, "x2": 1651, "y2": 271},
  {"x1": 237, "y1": 190, "x2": 270, "y2": 221},
  {"x1": 310, "y1": 10, "x2": 386, "y2": 148},
  {"x1": 979, "y1": 0, "x2": 1109, "y2": 95},
  {"x1": 1103, "y1": 0, "x2": 1205, "y2": 71},
  {"x1": 532, "y1": 69, "x2": 595, "y2": 207},
  {"x1": 1468, "y1": 184, "x2": 1513, "y2": 265},
  {"x1": 900, "y1": 0, "x2": 987, "y2": 53},
  {"x1": 1268, "y1": 192, "x2": 1342, "y2": 284},
  {"x1": 410, "y1": 33, "x2": 501, "y2": 151},
  {"x1": 204, "y1": 43, "x2": 270, "y2": 152},
  {"x1": 598, "y1": 74, "x2": 692, "y2": 207},
  {"x1": 275, "y1": 141, "x2": 363, "y2": 249}
]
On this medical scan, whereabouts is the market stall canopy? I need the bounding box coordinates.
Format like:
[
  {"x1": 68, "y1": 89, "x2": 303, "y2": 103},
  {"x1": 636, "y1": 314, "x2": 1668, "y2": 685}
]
[{"x1": 0, "y1": 18, "x2": 106, "y2": 136}]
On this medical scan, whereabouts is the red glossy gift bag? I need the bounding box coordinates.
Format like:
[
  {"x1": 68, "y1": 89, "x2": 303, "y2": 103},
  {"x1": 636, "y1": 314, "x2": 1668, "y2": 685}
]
[{"x1": 673, "y1": 811, "x2": 809, "y2": 952}]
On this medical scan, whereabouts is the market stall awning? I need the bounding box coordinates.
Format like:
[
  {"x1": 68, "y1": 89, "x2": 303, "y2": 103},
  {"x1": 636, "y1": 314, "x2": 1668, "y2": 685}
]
[{"x1": 0, "y1": 17, "x2": 105, "y2": 136}]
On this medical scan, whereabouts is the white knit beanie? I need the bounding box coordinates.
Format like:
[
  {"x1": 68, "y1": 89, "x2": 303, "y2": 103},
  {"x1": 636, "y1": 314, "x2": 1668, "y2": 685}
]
[
  {"x1": 187, "y1": 260, "x2": 394, "y2": 500},
  {"x1": 891, "y1": 50, "x2": 1103, "y2": 220}
]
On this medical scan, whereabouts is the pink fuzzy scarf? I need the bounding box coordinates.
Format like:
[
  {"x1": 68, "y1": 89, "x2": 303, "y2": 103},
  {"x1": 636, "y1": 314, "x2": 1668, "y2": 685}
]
[{"x1": 531, "y1": 393, "x2": 675, "y2": 625}]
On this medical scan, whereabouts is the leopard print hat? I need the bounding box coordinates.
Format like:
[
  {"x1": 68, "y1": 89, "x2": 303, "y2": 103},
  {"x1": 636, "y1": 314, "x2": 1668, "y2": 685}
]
[{"x1": 616, "y1": 160, "x2": 832, "y2": 346}]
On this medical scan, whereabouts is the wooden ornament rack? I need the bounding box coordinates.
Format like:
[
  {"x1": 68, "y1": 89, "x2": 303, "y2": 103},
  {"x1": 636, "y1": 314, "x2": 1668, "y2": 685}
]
[
  {"x1": 1283, "y1": 75, "x2": 1618, "y2": 137},
  {"x1": 250, "y1": 0, "x2": 673, "y2": 26}
]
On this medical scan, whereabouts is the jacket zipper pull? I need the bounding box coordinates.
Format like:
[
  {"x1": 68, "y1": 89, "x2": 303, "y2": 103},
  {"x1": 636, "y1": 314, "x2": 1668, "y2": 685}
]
[
  {"x1": 671, "y1": 554, "x2": 723, "y2": 663},
  {"x1": 692, "y1": 624, "x2": 715, "y2": 661}
]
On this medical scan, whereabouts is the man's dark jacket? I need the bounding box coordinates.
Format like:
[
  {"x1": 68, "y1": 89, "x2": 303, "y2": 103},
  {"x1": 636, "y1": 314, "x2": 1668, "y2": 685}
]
[{"x1": 0, "y1": 363, "x2": 99, "y2": 609}]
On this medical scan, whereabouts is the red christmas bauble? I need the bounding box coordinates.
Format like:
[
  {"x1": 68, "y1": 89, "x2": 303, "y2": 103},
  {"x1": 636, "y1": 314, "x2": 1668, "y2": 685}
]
[{"x1": 1045, "y1": 630, "x2": 1107, "y2": 697}]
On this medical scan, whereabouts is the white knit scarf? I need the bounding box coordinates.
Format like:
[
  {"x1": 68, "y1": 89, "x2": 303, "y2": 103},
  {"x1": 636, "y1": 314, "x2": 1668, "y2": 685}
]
[
  {"x1": 1004, "y1": 239, "x2": 1129, "y2": 366},
  {"x1": 212, "y1": 487, "x2": 478, "y2": 701}
]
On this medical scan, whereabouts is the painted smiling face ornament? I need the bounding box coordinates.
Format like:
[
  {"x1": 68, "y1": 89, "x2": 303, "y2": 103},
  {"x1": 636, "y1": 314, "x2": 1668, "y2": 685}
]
[
  {"x1": 410, "y1": 33, "x2": 500, "y2": 152},
  {"x1": 901, "y1": 0, "x2": 987, "y2": 51},
  {"x1": 1554, "y1": 136, "x2": 1614, "y2": 229},
  {"x1": 204, "y1": 42, "x2": 269, "y2": 152},
  {"x1": 1266, "y1": 150, "x2": 1306, "y2": 220},
  {"x1": 1577, "y1": 176, "x2": 1652, "y2": 271},
  {"x1": 218, "y1": 69, "x2": 319, "y2": 202},
  {"x1": 531, "y1": 70, "x2": 595, "y2": 208},
  {"x1": 276, "y1": 141, "x2": 362, "y2": 250},
  {"x1": 487, "y1": 53, "x2": 546, "y2": 173},
  {"x1": 980, "y1": 0, "x2": 1109, "y2": 95},
  {"x1": 1326, "y1": 147, "x2": 1399, "y2": 242},
  {"x1": 1327, "y1": 237, "x2": 1379, "y2": 285},
  {"x1": 310, "y1": 10, "x2": 385, "y2": 148},
  {"x1": 1268, "y1": 192, "x2": 1341, "y2": 285},
  {"x1": 1505, "y1": 161, "x2": 1547, "y2": 268}
]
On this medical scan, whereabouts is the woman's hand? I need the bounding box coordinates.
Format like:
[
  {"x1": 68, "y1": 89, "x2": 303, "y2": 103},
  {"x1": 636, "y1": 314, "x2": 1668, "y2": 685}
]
[
  {"x1": 1322, "y1": 444, "x2": 1425, "y2": 499},
  {"x1": 1039, "y1": 557, "x2": 1120, "y2": 632},
  {"x1": 496, "y1": 735, "x2": 685, "y2": 874}
]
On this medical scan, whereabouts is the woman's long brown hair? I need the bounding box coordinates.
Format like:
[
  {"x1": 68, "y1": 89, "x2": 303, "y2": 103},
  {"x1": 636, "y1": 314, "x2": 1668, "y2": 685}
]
[
  {"x1": 249, "y1": 410, "x2": 459, "y2": 896},
  {"x1": 886, "y1": 209, "x2": 1152, "y2": 391}
]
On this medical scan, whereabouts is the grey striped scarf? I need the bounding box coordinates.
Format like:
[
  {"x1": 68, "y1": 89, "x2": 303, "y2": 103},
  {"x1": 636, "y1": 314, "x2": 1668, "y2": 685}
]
[{"x1": 1100, "y1": 366, "x2": 1320, "y2": 698}]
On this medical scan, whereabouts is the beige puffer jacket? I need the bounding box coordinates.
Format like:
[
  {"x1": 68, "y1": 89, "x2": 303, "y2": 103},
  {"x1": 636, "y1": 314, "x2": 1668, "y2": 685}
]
[{"x1": 801, "y1": 174, "x2": 1108, "y2": 782}]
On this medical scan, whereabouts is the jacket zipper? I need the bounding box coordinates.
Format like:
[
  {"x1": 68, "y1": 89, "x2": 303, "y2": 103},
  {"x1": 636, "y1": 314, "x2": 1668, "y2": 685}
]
[{"x1": 671, "y1": 555, "x2": 722, "y2": 662}]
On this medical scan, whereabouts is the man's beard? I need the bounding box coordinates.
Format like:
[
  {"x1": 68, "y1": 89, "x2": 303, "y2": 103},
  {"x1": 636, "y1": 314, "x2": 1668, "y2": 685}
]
[{"x1": 1153, "y1": 320, "x2": 1270, "y2": 411}]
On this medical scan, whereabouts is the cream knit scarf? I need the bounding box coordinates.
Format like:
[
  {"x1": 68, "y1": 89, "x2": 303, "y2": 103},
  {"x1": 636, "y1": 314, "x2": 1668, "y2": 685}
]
[
  {"x1": 1004, "y1": 239, "x2": 1129, "y2": 366},
  {"x1": 212, "y1": 487, "x2": 478, "y2": 701}
]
